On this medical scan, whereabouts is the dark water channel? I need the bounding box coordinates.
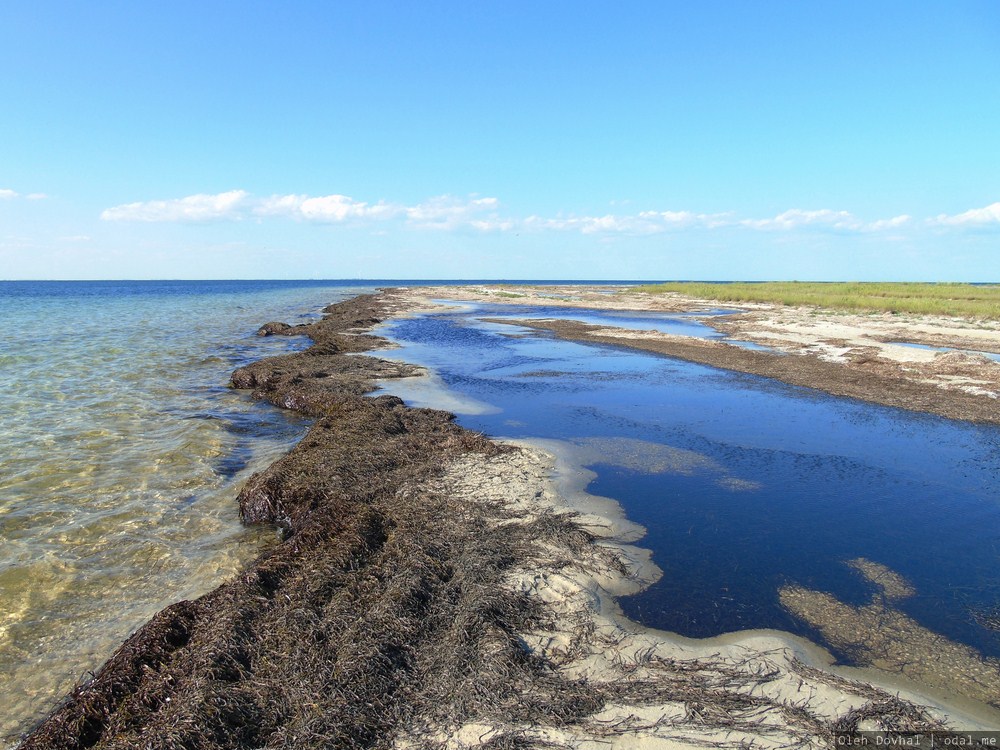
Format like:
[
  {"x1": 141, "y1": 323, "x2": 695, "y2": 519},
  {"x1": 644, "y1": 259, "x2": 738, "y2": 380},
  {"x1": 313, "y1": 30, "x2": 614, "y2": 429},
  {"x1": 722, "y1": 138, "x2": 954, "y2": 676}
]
[{"x1": 379, "y1": 304, "x2": 1000, "y2": 665}]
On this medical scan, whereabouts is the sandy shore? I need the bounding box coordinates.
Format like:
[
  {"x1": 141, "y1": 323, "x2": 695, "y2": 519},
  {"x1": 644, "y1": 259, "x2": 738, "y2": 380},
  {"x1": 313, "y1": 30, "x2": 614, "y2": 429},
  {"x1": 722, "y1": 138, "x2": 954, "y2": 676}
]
[
  {"x1": 397, "y1": 284, "x2": 1000, "y2": 424},
  {"x1": 18, "y1": 288, "x2": 999, "y2": 749},
  {"x1": 387, "y1": 284, "x2": 1000, "y2": 737},
  {"x1": 377, "y1": 288, "x2": 1000, "y2": 735},
  {"x1": 399, "y1": 441, "x2": 1000, "y2": 747}
]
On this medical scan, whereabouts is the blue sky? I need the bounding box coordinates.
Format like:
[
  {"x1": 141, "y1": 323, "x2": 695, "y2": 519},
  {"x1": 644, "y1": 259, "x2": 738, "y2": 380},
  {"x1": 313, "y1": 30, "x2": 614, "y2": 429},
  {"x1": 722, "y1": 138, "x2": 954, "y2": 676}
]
[{"x1": 1, "y1": 2, "x2": 999, "y2": 281}]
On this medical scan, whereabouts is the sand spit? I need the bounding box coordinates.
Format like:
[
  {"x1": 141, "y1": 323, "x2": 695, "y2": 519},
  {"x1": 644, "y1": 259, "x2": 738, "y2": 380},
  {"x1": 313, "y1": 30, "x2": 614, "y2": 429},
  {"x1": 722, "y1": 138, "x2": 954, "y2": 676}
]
[
  {"x1": 399, "y1": 285, "x2": 1000, "y2": 424},
  {"x1": 18, "y1": 289, "x2": 997, "y2": 749}
]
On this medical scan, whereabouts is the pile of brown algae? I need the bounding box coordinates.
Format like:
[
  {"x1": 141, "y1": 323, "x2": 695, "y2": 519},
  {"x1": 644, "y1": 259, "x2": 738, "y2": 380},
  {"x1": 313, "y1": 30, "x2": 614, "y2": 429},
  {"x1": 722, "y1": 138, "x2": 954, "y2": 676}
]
[
  {"x1": 19, "y1": 289, "x2": 952, "y2": 750},
  {"x1": 17, "y1": 290, "x2": 581, "y2": 749}
]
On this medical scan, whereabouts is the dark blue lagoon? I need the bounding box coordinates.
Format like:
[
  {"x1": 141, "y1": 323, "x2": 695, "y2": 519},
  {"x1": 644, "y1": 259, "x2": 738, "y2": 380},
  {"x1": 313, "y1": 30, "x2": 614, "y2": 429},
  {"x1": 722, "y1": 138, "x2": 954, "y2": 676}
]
[{"x1": 377, "y1": 303, "x2": 1000, "y2": 669}]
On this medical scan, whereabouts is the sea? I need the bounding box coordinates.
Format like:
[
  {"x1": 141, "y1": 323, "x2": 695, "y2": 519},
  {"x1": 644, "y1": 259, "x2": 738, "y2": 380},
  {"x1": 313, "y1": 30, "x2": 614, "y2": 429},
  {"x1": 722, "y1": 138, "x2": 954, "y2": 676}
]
[
  {"x1": 0, "y1": 278, "x2": 630, "y2": 741},
  {"x1": 3, "y1": 281, "x2": 1000, "y2": 739},
  {"x1": 0, "y1": 280, "x2": 381, "y2": 741}
]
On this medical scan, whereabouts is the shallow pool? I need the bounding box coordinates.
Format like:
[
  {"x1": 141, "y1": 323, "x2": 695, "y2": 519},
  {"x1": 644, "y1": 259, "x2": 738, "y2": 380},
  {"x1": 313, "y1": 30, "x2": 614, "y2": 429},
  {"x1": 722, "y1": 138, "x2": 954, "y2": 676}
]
[{"x1": 378, "y1": 304, "x2": 1000, "y2": 667}]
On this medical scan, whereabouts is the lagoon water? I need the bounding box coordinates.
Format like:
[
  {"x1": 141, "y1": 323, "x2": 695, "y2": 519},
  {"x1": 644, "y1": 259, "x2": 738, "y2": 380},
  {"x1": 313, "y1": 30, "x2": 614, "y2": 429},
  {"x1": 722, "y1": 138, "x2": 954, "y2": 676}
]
[
  {"x1": 378, "y1": 303, "x2": 1000, "y2": 669},
  {"x1": 0, "y1": 280, "x2": 378, "y2": 741}
]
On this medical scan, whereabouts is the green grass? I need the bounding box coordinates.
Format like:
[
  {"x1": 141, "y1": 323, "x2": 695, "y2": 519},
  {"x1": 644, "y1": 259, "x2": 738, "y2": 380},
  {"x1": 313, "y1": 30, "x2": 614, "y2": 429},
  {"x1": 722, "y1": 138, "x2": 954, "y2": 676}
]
[{"x1": 633, "y1": 282, "x2": 1000, "y2": 318}]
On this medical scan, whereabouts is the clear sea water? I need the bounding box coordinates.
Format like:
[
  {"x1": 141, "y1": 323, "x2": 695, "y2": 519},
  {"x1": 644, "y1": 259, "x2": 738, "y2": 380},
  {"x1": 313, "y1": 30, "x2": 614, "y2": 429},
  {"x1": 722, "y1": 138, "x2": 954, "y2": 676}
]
[
  {"x1": 377, "y1": 303, "x2": 1000, "y2": 671},
  {"x1": 0, "y1": 279, "x2": 629, "y2": 741},
  {"x1": 0, "y1": 280, "x2": 379, "y2": 742}
]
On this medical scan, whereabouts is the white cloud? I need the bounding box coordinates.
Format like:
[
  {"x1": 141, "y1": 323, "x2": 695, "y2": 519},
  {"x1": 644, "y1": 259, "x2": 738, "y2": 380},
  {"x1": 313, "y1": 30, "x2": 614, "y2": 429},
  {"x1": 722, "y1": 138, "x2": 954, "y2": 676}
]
[
  {"x1": 469, "y1": 218, "x2": 516, "y2": 232},
  {"x1": 868, "y1": 214, "x2": 912, "y2": 231},
  {"x1": 575, "y1": 215, "x2": 632, "y2": 234},
  {"x1": 0, "y1": 189, "x2": 48, "y2": 201},
  {"x1": 255, "y1": 193, "x2": 400, "y2": 222},
  {"x1": 102, "y1": 190, "x2": 505, "y2": 231},
  {"x1": 638, "y1": 210, "x2": 699, "y2": 226},
  {"x1": 524, "y1": 211, "x2": 731, "y2": 235},
  {"x1": 525, "y1": 214, "x2": 638, "y2": 234},
  {"x1": 637, "y1": 210, "x2": 734, "y2": 230},
  {"x1": 527, "y1": 207, "x2": 907, "y2": 236},
  {"x1": 741, "y1": 209, "x2": 911, "y2": 233},
  {"x1": 255, "y1": 192, "x2": 503, "y2": 228},
  {"x1": 404, "y1": 195, "x2": 502, "y2": 230},
  {"x1": 101, "y1": 190, "x2": 250, "y2": 221},
  {"x1": 930, "y1": 202, "x2": 1000, "y2": 227},
  {"x1": 253, "y1": 193, "x2": 308, "y2": 217},
  {"x1": 92, "y1": 189, "x2": 944, "y2": 238},
  {"x1": 742, "y1": 209, "x2": 859, "y2": 231},
  {"x1": 303, "y1": 195, "x2": 397, "y2": 222}
]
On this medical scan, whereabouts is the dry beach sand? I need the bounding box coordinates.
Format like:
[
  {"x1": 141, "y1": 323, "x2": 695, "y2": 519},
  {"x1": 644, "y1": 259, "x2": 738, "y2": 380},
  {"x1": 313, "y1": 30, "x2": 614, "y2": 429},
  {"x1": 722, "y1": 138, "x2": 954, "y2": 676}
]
[{"x1": 18, "y1": 287, "x2": 1000, "y2": 749}]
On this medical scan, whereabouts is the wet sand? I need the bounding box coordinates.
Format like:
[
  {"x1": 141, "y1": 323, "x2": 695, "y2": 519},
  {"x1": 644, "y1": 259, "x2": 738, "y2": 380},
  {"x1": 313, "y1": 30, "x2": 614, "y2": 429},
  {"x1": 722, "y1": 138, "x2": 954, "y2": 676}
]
[{"x1": 18, "y1": 288, "x2": 999, "y2": 749}]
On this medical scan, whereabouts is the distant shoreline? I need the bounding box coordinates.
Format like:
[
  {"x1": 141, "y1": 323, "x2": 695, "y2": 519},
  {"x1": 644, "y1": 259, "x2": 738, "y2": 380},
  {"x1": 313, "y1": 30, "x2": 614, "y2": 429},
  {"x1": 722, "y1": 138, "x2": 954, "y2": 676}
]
[{"x1": 397, "y1": 283, "x2": 1000, "y2": 425}]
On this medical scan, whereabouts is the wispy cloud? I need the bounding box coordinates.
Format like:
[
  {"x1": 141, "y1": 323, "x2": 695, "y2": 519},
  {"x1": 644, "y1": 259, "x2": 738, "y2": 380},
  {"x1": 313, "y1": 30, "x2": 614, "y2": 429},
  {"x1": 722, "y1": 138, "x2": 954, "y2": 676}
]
[
  {"x1": 255, "y1": 193, "x2": 399, "y2": 222},
  {"x1": 525, "y1": 210, "x2": 733, "y2": 235},
  {"x1": 1, "y1": 188, "x2": 48, "y2": 202},
  {"x1": 523, "y1": 208, "x2": 911, "y2": 235},
  {"x1": 525, "y1": 214, "x2": 644, "y2": 234},
  {"x1": 741, "y1": 209, "x2": 911, "y2": 232},
  {"x1": 405, "y1": 195, "x2": 501, "y2": 229},
  {"x1": 102, "y1": 191, "x2": 506, "y2": 231},
  {"x1": 639, "y1": 210, "x2": 734, "y2": 229},
  {"x1": 100, "y1": 189, "x2": 992, "y2": 237},
  {"x1": 100, "y1": 190, "x2": 250, "y2": 222},
  {"x1": 867, "y1": 215, "x2": 912, "y2": 231},
  {"x1": 930, "y1": 202, "x2": 1000, "y2": 227}
]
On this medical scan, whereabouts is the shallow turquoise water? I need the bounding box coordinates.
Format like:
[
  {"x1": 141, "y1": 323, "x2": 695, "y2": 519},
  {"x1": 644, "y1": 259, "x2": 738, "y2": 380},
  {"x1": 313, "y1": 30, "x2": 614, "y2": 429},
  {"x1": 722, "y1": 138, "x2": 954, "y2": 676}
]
[{"x1": 0, "y1": 280, "x2": 375, "y2": 741}]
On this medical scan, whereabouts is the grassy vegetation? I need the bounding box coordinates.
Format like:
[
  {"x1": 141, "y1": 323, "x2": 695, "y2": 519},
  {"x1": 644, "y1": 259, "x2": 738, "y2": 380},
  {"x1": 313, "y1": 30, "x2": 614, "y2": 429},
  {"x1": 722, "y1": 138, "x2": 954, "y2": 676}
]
[{"x1": 634, "y1": 282, "x2": 1000, "y2": 318}]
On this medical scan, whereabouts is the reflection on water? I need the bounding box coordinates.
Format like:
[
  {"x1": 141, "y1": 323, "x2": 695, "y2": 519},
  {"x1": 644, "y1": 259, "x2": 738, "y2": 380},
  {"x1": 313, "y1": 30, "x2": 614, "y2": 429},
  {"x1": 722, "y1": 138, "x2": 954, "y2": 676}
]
[
  {"x1": 0, "y1": 281, "x2": 371, "y2": 742},
  {"x1": 475, "y1": 302, "x2": 768, "y2": 350},
  {"x1": 377, "y1": 303, "x2": 1000, "y2": 706}
]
